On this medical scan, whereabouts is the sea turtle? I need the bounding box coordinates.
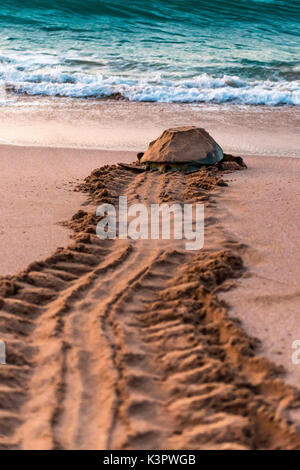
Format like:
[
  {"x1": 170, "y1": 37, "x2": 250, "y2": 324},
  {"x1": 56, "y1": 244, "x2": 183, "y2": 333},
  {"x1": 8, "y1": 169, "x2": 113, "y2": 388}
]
[{"x1": 138, "y1": 126, "x2": 223, "y2": 172}]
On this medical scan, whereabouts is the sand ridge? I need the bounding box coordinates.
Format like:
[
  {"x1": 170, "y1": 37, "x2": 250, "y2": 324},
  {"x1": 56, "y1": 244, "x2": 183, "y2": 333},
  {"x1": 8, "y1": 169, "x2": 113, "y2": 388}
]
[{"x1": 0, "y1": 162, "x2": 299, "y2": 449}]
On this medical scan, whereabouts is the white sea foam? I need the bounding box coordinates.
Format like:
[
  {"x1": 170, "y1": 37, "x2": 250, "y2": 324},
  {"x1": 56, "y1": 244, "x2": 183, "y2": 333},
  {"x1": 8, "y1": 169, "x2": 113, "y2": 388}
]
[{"x1": 0, "y1": 64, "x2": 299, "y2": 106}]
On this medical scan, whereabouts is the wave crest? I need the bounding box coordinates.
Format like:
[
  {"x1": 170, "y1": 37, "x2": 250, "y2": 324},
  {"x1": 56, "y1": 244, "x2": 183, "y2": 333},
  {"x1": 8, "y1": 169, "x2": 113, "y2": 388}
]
[{"x1": 2, "y1": 69, "x2": 300, "y2": 106}]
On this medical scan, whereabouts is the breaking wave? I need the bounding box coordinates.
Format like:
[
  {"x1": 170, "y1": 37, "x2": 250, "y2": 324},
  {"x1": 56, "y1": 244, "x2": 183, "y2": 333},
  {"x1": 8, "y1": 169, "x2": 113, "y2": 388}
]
[
  {"x1": 2, "y1": 69, "x2": 300, "y2": 106},
  {"x1": 0, "y1": 0, "x2": 299, "y2": 106}
]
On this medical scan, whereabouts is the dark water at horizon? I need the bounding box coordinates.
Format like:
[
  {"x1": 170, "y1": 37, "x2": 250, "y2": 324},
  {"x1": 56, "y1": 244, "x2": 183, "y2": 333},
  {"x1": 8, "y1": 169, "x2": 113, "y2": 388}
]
[{"x1": 0, "y1": 0, "x2": 299, "y2": 105}]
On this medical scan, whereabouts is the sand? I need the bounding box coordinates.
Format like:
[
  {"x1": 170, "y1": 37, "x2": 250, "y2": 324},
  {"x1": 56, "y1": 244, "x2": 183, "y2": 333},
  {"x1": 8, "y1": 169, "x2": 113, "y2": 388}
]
[
  {"x1": 0, "y1": 145, "x2": 133, "y2": 276},
  {"x1": 0, "y1": 99, "x2": 299, "y2": 157},
  {"x1": 216, "y1": 155, "x2": 300, "y2": 390},
  {"x1": 0, "y1": 155, "x2": 299, "y2": 450}
]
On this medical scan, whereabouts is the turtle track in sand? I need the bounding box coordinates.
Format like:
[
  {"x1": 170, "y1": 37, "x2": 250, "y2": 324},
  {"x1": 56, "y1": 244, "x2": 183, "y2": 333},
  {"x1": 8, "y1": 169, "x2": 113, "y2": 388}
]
[{"x1": 0, "y1": 164, "x2": 299, "y2": 449}]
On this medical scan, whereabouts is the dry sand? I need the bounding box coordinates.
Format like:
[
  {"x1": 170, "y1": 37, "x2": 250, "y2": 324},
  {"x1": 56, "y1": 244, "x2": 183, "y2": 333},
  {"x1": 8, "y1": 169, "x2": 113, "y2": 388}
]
[
  {"x1": 0, "y1": 155, "x2": 299, "y2": 450},
  {"x1": 216, "y1": 155, "x2": 300, "y2": 390},
  {"x1": 0, "y1": 145, "x2": 133, "y2": 275}
]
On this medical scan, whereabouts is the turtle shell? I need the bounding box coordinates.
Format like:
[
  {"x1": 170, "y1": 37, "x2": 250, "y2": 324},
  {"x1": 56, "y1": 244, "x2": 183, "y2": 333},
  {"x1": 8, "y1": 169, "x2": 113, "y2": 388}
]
[{"x1": 140, "y1": 126, "x2": 223, "y2": 165}]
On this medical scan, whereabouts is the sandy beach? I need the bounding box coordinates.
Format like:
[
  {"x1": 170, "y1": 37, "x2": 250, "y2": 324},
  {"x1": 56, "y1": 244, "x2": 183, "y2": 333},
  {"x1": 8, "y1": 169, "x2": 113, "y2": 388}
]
[
  {"x1": 0, "y1": 135, "x2": 299, "y2": 449},
  {"x1": 1, "y1": 0, "x2": 300, "y2": 455}
]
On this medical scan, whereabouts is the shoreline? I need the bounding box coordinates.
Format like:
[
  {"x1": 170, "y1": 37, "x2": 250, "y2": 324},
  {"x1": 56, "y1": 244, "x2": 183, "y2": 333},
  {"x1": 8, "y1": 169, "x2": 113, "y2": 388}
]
[{"x1": 0, "y1": 100, "x2": 299, "y2": 156}]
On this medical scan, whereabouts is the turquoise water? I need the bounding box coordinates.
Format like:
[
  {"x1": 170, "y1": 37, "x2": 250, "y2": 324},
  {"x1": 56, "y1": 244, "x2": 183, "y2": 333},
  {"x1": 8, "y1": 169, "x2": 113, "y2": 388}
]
[{"x1": 0, "y1": 0, "x2": 299, "y2": 105}]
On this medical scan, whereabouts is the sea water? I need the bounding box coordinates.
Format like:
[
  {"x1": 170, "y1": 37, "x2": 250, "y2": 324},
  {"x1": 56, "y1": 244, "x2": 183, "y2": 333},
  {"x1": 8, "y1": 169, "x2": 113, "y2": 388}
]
[{"x1": 0, "y1": 0, "x2": 299, "y2": 106}]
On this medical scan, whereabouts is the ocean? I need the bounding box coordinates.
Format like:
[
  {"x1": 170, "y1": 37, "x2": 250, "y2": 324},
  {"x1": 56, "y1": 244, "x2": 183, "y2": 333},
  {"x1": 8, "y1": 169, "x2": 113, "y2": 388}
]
[{"x1": 0, "y1": 0, "x2": 299, "y2": 106}]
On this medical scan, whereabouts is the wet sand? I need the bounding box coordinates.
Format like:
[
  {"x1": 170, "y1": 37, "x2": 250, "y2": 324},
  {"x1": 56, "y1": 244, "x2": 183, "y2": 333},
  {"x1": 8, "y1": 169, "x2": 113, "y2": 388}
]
[{"x1": 0, "y1": 99, "x2": 299, "y2": 157}]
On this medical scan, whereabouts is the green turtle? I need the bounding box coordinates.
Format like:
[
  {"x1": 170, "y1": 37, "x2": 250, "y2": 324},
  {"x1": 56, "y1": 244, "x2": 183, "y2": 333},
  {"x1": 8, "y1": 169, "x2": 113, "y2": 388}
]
[{"x1": 138, "y1": 126, "x2": 223, "y2": 172}]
